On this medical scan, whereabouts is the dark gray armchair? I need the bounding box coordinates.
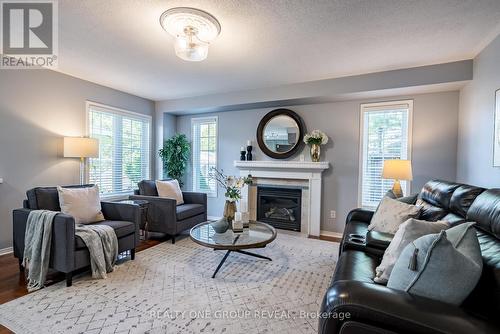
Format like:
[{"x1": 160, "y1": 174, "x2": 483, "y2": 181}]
[
  {"x1": 12, "y1": 185, "x2": 141, "y2": 287},
  {"x1": 129, "y1": 180, "x2": 207, "y2": 244}
]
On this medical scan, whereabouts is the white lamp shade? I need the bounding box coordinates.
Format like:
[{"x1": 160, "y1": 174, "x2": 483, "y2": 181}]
[
  {"x1": 382, "y1": 159, "x2": 413, "y2": 180},
  {"x1": 64, "y1": 137, "x2": 99, "y2": 158}
]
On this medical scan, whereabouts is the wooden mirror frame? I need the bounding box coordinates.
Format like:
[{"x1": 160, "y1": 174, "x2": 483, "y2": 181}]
[{"x1": 256, "y1": 108, "x2": 305, "y2": 159}]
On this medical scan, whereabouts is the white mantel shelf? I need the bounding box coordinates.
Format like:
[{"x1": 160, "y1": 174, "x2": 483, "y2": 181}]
[
  {"x1": 234, "y1": 160, "x2": 330, "y2": 238},
  {"x1": 234, "y1": 160, "x2": 330, "y2": 171}
]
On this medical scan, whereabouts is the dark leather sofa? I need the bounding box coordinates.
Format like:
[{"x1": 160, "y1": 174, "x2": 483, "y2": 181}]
[
  {"x1": 319, "y1": 180, "x2": 500, "y2": 334},
  {"x1": 12, "y1": 185, "x2": 141, "y2": 287},
  {"x1": 129, "y1": 179, "x2": 207, "y2": 244}
]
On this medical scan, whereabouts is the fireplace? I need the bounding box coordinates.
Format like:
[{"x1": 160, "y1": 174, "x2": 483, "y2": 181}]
[{"x1": 257, "y1": 186, "x2": 301, "y2": 231}]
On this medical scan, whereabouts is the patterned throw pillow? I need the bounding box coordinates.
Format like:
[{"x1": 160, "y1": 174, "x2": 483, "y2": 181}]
[
  {"x1": 368, "y1": 197, "x2": 422, "y2": 234},
  {"x1": 374, "y1": 218, "x2": 448, "y2": 284},
  {"x1": 387, "y1": 222, "x2": 482, "y2": 305}
]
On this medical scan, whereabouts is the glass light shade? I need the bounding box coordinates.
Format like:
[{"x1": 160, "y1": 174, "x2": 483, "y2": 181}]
[
  {"x1": 174, "y1": 35, "x2": 209, "y2": 61},
  {"x1": 63, "y1": 137, "x2": 99, "y2": 158},
  {"x1": 382, "y1": 159, "x2": 413, "y2": 180},
  {"x1": 160, "y1": 8, "x2": 220, "y2": 62}
]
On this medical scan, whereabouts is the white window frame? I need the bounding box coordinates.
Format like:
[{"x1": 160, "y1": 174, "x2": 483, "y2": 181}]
[
  {"x1": 85, "y1": 101, "x2": 152, "y2": 199},
  {"x1": 191, "y1": 116, "x2": 218, "y2": 198},
  {"x1": 358, "y1": 100, "x2": 413, "y2": 208}
]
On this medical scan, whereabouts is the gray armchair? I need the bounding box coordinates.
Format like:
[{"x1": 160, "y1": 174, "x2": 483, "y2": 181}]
[
  {"x1": 12, "y1": 185, "x2": 141, "y2": 287},
  {"x1": 129, "y1": 180, "x2": 207, "y2": 244}
]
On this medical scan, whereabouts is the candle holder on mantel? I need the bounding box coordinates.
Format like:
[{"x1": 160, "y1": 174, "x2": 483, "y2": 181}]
[
  {"x1": 240, "y1": 147, "x2": 246, "y2": 161},
  {"x1": 246, "y1": 145, "x2": 253, "y2": 161}
]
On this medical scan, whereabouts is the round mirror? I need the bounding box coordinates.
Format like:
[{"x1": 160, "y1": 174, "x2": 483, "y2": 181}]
[{"x1": 257, "y1": 109, "x2": 305, "y2": 159}]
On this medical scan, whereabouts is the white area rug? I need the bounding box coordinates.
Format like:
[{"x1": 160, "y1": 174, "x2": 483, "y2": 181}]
[{"x1": 0, "y1": 233, "x2": 338, "y2": 334}]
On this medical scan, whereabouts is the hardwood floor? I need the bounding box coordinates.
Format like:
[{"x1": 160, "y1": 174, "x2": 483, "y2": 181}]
[{"x1": 0, "y1": 232, "x2": 338, "y2": 333}]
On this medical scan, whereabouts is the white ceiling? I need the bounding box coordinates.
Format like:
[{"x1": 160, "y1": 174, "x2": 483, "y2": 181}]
[{"x1": 57, "y1": 0, "x2": 500, "y2": 101}]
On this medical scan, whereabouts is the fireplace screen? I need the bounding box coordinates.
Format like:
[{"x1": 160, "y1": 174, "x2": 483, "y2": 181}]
[{"x1": 257, "y1": 186, "x2": 301, "y2": 231}]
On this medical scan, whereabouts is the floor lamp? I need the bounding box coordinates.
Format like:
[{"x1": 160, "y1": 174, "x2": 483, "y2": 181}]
[
  {"x1": 64, "y1": 137, "x2": 99, "y2": 184},
  {"x1": 382, "y1": 159, "x2": 413, "y2": 198}
]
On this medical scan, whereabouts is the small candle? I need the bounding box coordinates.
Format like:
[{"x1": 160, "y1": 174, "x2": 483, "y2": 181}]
[
  {"x1": 240, "y1": 146, "x2": 245, "y2": 152},
  {"x1": 242, "y1": 212, "x2": 249, "y2": 223},
  {"x1": 247, "y1": 140, "x2": 252, "y2": 146},
  {"x1": 235, "y1": 212, "x2": 242, "y2": 222}
]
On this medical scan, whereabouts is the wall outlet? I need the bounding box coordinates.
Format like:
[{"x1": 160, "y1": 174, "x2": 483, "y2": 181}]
[{"x1": 330, "y1": 210, "x2": 336, "y2": 219}]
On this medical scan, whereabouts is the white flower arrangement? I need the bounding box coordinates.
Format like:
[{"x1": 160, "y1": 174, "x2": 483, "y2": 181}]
[{"x1": 303, "y1": 129, "x2": 329, "y2": 145}]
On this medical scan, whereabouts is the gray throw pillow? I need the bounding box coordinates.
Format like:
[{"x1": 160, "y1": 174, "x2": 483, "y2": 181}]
[
  {"x1": 387, "y1": 222, "x2": 482, "y2": 305},
  {"x1": 374, "y1": 218, "x2": 448, "y2": 284},
  {"x1": 368, "y1": 197, "x2": 422, "y2": 234}
]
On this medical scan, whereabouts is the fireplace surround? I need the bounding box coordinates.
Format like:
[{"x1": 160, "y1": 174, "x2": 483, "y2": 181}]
[{"x1": 234, "y1": 160, "x2": 329, "y2": 237}]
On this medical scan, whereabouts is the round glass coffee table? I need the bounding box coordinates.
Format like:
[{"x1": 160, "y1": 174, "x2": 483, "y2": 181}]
[{"x1": 190, "y1": 221, "x2": 277, "y2": 278}]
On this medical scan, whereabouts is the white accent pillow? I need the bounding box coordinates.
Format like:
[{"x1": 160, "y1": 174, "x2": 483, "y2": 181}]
[
  {"x1": 57, "y1": 185, "x2": 105, "y2": 224},
  {"x1": 156, "y1": 180, "x2": 184, "y2": 205},
  {"x1": 368, "y1": 197, "x2": 421, "y2": 234},
  {"x1": 374, "y1": 218, "x2": 448, "y2": 284}
]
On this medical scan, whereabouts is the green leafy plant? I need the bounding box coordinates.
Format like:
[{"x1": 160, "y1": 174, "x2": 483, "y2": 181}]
[{"x1": 159, "y1": 134, "x2": 190, "y2": 187}]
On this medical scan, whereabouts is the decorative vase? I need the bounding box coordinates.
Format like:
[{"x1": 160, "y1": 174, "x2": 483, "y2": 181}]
[
  {"x1": 223, "y1": 200, "x2": 237, "y2": 223},
  {"x1": 310, "y1": 144, "x2": 321, "y2": 162},
  {"x1": 210, "y1": 218, "x2": 229, "y2": 233}
]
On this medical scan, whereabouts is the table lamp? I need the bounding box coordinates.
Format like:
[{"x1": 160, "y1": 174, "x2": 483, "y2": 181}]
[
  {"x1": 64, "y1": 137, "x2": 99, "y2": 184},
  {"x1": 382, "y1": 159, "x2": 412, "y2": 198}
]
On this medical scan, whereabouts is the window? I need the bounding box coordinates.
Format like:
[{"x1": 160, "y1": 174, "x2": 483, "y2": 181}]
[
  {"x1": 87, "y1": 102, "x2": 151, "y2": 197},
  {"x1": 192, "y1": 116, "x2": 218, "y2": 197},
  {"x1": 359, "y1": 100, "x2": 413, "y2": 208}
]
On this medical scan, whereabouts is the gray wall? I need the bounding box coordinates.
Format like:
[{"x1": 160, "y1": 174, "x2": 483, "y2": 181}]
[
  {"x1": 457, "y1": 34, "x2": 500, "y2": 187},
  {"x1": 175, "y1": 91, "x2": 459, "y2": 233},
  {"x1": 0, "y1": 70, "x2": 155, "y2": 249}
]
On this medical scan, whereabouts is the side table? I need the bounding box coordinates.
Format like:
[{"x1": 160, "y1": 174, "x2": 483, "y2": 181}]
[{"x1": 116, "y1": 199, "x2": 150, "y2": 240}]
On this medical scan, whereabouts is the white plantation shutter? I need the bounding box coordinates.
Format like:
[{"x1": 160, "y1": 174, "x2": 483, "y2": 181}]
[
  {"x1": 359, "y1": 101, "x2": 413, "y2": 208},
  {"x1": 192, "y1": 116, "x2": 218, "y2": 197},
  {"x1": 87, "y1": 103, "x2": 151, "y2": 197}
]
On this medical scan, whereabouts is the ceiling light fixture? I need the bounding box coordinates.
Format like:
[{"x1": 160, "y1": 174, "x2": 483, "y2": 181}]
[{"x1": 160, "y1": 7, "x2": 221, "y2": 62}]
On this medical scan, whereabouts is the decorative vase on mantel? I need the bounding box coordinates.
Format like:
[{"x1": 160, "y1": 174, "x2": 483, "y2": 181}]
[
  {"x1": 303, "y1": 129, "x2": 329, "y2": 163},
  {"x1": 310, "y1": 144, "x2": 321, "y2": 162},
  {"x1": 223, "y1": 200, "x2": 237, "y2": 224}
]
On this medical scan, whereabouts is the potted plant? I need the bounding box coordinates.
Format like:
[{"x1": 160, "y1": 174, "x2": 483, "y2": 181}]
[
  {"x1": 303, "y1": 130, "x2": 329, "y2": 162},
  {"x1": 158, "y1": 134, "x2": 190, "y2": 186},
  {"x1": 209, "y1": 168, "x2": 250, "y2": 223}
]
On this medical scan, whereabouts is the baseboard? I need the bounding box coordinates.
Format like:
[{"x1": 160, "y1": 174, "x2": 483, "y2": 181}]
[
  {"x1": 0, "y1": 246, "x2": 13, "y2": 256},
  {"x1": 320, "y1": 230, "x2": 343, "y2": 238}
]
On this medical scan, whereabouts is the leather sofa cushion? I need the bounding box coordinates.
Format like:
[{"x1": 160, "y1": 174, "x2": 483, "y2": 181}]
[
  {"x1": 176, "y1": 203, "x2": 205, "y2": 221},
  {"x1": 449, "y1": 185, "x2": 485, "y2": 217},
  {"x1": 332, "y1": 250, "x2": 378, "y2": 284},
  {"x1": 75, "y1": 220, "x2": 135, "y2": 249},
  {"x1": 462, "y1": 229, "x2": 500, "y2": 320},
  {"x1": 442, "y1": 213, "x2": 466, "y2": 227},
  {"x1": 27, "y1": 184, "x2": 94, "y2": 210},
  {"x1": 419, "y1": 180, "x2": 460, "y2": 209},
  {"x1": 366, "y1": 230, "x2": 393, "y2": 250},
  {"x1": 467, "y1": 189, "x2": 500, "y2": 239},
  {"x1": 416, "y1": 199, "x2": 447, "y2": 221}
]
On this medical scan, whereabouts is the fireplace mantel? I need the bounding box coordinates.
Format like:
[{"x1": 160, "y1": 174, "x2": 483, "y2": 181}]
[
  {"x1": 234, "y1": 160, "x2": 330, "y2": 237},
  {"x1": 234, "y1": 160, "x2": 329, "y2": 171}
]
